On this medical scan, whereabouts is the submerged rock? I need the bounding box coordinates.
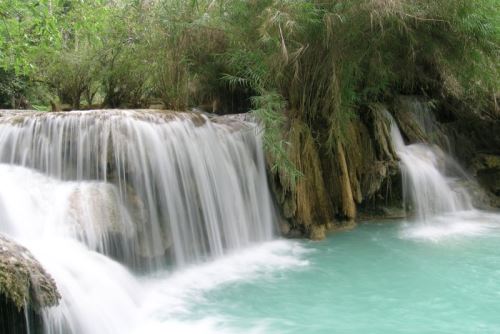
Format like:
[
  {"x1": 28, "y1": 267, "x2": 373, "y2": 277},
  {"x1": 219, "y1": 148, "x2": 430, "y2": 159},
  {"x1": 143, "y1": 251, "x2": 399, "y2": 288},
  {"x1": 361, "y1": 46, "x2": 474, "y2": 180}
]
[{"x1": 0, "y1": 234, "x2": 60, "y2": 310}]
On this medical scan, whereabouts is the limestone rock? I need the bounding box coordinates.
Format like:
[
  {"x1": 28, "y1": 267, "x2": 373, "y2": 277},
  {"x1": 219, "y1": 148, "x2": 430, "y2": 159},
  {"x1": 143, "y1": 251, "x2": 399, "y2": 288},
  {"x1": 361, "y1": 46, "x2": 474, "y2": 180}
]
[
  {"x1": 0, "y1": 234, "x2": 60, "y2": 310},
  {"x1": 309, "y1": 225, "x2": 326, "y2": 241}
]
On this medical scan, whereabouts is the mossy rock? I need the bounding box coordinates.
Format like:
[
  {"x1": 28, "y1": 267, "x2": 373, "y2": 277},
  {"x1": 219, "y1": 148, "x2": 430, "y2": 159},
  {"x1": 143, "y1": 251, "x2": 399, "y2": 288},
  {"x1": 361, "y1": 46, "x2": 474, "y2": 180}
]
[
  {"x1": 473, "y1": 154, "x2": 500, "y2": 170},
  {"x1": 309, "y1": 225, "x2": 326, "y2": 241},
  {"x1": 472, "y1": 154, "x2": 500, "y2": 201},
  {"x1": 0, "y1": 234, "x2": 60, "y2": 311}
]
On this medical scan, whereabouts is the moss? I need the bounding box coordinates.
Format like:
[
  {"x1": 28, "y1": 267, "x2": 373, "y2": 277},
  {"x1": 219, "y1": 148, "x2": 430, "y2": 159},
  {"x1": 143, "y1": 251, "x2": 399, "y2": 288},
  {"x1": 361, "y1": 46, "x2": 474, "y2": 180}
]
[
  {"x1": 311, "y1": 103, "x2": 405, "y2": 222},
  {"x1": 481, "y1": 155, "x2": 500, "y2": 168},
  {"x1": 0, "y1": 234, "x2": 60, "y2": 311}
]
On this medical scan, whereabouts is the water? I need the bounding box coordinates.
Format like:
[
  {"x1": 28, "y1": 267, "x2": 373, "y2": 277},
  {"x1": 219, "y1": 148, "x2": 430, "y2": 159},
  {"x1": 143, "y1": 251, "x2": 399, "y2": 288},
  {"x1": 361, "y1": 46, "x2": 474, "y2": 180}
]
[
  {"x1": 181, "y1": 216, "x2": 500, "y2": 333},
  {"x1": 35, "y1": 213, "x2": 498, "y2": 334},
  {"x1": 0, "y1": 110, "x2": 275, "y2": 268},
  {"x1": 396, "y1": 96, "x2": 450, "y2": 150},
  {"x1": 387, "y1": 111, "x2": 473, "y2": 221},
  {"x1": 0, "y1": 110, "x2": 277, "y2": 333},
  {"x1": 1, "y1": 109, "x2": 499, "y2": 333}
]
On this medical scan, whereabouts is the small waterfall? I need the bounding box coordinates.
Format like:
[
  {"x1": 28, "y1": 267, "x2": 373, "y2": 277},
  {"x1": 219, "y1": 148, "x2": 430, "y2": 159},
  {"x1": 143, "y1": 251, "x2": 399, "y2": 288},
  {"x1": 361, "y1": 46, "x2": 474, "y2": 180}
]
[
  {"x1": 0, "y1": 109, "x2": 277, "y2": 333},
  {"x1": 395, "y1": 96, "x2": 451, "y2": 150},
  {"x1": 385, "y1": 111, "x2": 473, "y2": 221}
]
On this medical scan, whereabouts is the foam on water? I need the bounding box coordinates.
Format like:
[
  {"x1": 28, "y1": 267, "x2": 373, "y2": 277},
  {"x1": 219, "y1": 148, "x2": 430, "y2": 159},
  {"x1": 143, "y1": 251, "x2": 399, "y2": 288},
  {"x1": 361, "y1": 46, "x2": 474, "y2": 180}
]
[
  {"x1": 134, "y1": 240, "x2": 309, "y2": 334},
  {"x1": 400, "y1": 210, "x2": 500, "y2": 242},
  {"x1": 138, "y1": 240, "x2": 310, "y2": 317}
]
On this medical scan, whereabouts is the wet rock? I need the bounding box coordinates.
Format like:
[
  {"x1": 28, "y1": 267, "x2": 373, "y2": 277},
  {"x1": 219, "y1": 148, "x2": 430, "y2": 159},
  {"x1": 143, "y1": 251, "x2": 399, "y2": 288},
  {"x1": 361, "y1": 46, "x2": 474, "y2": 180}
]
[
  {"x1": 279, "y1": 222, "x2": 291, "y2": 236},
  {"x1": 392, "y1": 97, "x2": 428, "y2": 143},
  {"x1": 329, "y1": 220, "x2": 357, "y2": 232},
  {"x1": 60, "y1": 104, "x2": 72, "y2": 111},
  {"x1": 0, "y1": 234, "x2": 60, "y2": 310},
  {"x1": 122, "y1": 185, "x2": 173, "y2": 267},
  {"x1": 309, "y1": 225, "x2": 326, "y2": 241},
  {"x1": 268, "y1": 117, "x2": 335, "y2": 233},
  {"x1": 471, "y1": 154, "x2": 500, "y2": 206},
  {"x1": 344, "y1": 106, "x2": 403, "y2": 220},
  {"x1": 456, "y1": 179, "x2": 495, "y2": 209},
  {"x1": 286, "y1": 229, "x2": 304, "y2": 239},
  {"x1": 67, "y1": 183, "x2": 135, "y2": 238},
  {"x1": 189, "y1": 113, "x2": 207, "y2": 127},
  {"x1": 358, "y1": 205, "x2": 407, "y2": 220}
]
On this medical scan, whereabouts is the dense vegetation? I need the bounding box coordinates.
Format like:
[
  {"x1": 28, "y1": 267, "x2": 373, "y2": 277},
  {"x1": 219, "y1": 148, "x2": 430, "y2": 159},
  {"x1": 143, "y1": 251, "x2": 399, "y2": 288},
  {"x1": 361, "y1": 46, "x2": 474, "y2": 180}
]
[{"x1": 1, "y1": 0, "x2": 499, "y2": 181}]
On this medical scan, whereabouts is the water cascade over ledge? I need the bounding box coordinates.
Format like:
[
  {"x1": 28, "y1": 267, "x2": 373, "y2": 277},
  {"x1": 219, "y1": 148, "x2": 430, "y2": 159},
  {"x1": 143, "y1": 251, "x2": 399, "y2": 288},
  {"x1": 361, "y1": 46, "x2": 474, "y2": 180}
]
[
  {"x1": 382, "y1": 109, "x2": 498, "y2": 242},
  {"x1": 387, "y1": 113, "x2": 473, "y2": 221},
  {"x1": 0, "y1": 109, "x2": 278, "y2": 333}
]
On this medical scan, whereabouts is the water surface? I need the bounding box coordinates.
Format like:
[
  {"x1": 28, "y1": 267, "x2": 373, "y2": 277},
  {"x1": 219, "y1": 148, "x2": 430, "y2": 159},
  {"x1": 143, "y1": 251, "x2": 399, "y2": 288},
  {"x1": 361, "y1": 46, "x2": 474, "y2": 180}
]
[{"x1": 164, "y1": 213, "x2": 500, "y2": 333}]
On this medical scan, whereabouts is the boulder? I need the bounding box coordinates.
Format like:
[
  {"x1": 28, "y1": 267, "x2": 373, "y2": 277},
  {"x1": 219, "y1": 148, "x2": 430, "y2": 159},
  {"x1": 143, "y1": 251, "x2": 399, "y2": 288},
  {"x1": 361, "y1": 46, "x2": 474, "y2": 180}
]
[{"x1": 0, "y1": 234, "x2": 60, "y2": 311}]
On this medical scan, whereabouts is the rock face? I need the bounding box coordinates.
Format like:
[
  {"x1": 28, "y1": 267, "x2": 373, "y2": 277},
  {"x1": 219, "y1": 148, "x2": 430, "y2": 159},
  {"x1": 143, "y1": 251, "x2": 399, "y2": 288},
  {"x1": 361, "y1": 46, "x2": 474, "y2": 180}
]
[
  {"x1": 0, "y1": 234, "x2": 60, "y2": 310},
  {"x1": 269, "y1": 117, "x2": 337, "y2": 239},
  {"x1": 449, "y1": 117, "x2": 500, "y2": 207},
  {"x1": 468, "y1": 154, "x2": 500, "y2": 208},
  {"x1": 270, "y1": 105, "x2": 404, "y2": 238}
]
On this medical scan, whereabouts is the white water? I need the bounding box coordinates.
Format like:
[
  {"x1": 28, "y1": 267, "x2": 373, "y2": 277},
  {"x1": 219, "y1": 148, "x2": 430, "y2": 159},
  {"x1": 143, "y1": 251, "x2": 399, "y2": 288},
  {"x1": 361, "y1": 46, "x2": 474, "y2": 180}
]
[
  {"x1": 387, "y1": 113, "x2": 473, "y2": 221},
  {"x1": 0, "y1": 110, "x2": 287, "y2": 333},
  {"x1": 383, "y1": 109, "x2": 497, "y2": 243},
  {"x1": 0, "y1": 110, "x2": 275, "y2": 267}
]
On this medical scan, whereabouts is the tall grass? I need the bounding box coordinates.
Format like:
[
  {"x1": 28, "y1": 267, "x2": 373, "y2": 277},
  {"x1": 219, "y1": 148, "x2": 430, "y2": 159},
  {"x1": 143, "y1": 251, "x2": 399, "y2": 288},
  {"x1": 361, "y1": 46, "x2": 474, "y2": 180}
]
[{"x1": 214, "y1": 0, "x2": 499, "y2": 177}]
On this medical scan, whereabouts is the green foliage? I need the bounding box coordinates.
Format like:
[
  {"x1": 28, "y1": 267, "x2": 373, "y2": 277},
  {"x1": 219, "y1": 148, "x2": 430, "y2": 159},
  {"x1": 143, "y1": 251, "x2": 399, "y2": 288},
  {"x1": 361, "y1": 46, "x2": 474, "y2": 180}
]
[
  {"x1": 98, "y1": 7, "x2": 151, "y2": 108},
  {"x1": 0, "y1": 0, "x2": 498, "y2": 176},
  {"x1": 0, "y1": 0, "x2": 61, "y2": 74},
  {"x1": 251, "y1": 91, "x2": 303, "y2": 186},
  {"x1": 44, "y1": 48, "x2": 97, "y2": 109}
]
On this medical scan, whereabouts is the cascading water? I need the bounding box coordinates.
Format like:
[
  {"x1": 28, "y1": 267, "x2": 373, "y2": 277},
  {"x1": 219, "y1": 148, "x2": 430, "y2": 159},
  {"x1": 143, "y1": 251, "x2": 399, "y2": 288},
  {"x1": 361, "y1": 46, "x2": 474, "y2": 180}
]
[
  {"x1": 387, "y1": 113, "x2": 473, "y2": 221},
  {"x1": 0, "y1": 109, "x2": 281, "y2": 333},
  {"x1": 0, "y1": 110, "x2": 275, "y2": 267},
  {"x1": 2, "y1": 108, "x2": 498, "y2": 334},
  {"x1": 383, "y1": 109, "x2": 498, "y2": 241}
]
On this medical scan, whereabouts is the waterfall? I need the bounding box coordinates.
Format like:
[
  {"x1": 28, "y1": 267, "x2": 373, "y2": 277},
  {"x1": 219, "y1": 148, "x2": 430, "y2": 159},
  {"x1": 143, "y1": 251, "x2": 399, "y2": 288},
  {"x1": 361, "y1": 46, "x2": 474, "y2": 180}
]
[
  {"x1": 385, "y1": 111, "x2": 473, "y2": 222},
  {"x1": 0, "y1": 109, "x2": 277, "y2": 333}
]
